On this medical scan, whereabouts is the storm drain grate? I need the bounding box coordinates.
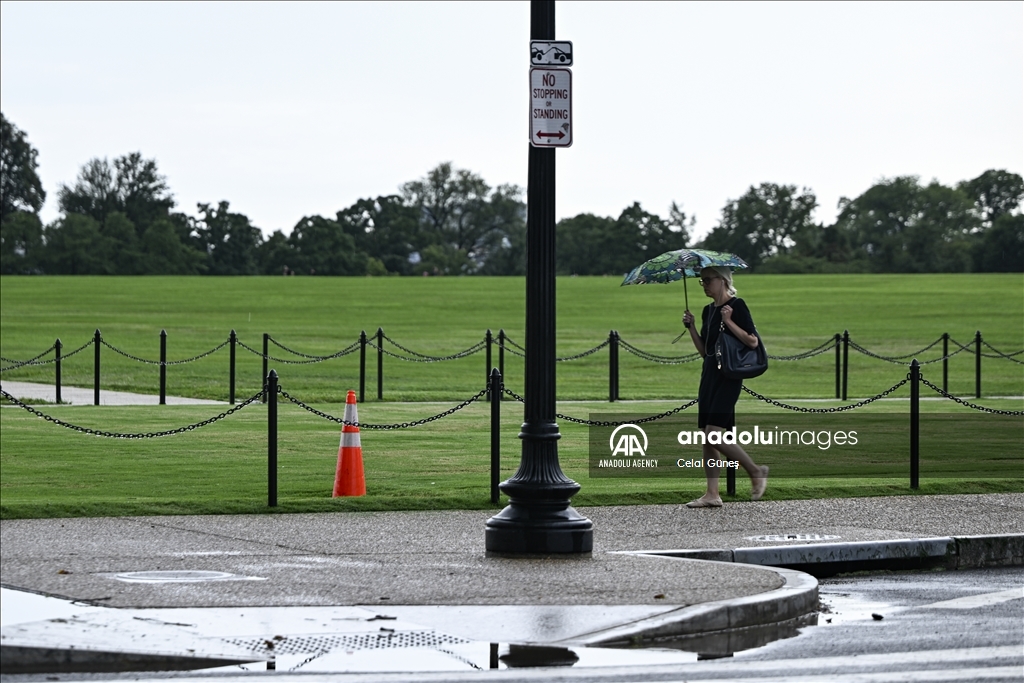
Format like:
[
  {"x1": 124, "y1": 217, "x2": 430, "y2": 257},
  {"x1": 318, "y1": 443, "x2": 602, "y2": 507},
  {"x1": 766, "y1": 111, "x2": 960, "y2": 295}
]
[
  {"x1": 226, "y1": 631, "x2": 471, "y2": 656},
  {"x1": 745, "y1": 534, "x2": 841, "y2": 542}
]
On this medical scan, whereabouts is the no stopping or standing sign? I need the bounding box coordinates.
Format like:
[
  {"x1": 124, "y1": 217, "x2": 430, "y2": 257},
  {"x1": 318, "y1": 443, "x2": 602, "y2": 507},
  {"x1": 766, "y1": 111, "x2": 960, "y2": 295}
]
[{"x1": 530, "y1": 67, "x2": 572, "y2": 148}]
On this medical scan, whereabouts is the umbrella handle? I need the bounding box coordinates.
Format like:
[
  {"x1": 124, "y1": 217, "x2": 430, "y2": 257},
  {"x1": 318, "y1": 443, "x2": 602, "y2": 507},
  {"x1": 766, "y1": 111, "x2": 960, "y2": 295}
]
[{"x1": 683, "y1": 276, "x2": 691, "y2": 327}]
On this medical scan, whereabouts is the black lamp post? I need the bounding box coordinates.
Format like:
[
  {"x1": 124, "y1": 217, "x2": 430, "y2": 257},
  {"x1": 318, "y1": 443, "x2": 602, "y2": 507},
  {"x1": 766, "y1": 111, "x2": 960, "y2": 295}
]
[{"x1": 485, "y1": 0, "x2": 593, "y2": 554}]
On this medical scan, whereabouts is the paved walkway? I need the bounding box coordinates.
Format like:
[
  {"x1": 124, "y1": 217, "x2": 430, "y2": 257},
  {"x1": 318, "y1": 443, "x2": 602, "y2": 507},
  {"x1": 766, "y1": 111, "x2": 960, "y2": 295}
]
[
  {"x1": 2, "y1": 380, "x2": 1022, "y2": 675},
  {"x1": 0, "y1": 380, "x2": 224, "y2": 406},
  {"x1": 1, "y1": 494, "x2": 1021, "y2": 676}
]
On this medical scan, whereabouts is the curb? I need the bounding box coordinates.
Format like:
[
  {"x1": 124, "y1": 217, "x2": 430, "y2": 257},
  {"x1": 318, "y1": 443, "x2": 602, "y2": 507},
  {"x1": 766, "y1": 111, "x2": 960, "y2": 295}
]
[
  {"x1": 635, "y1": 534, "x2": 1024, "y2": 577},
  {"x1": 560, "y1": 559, "x2": 818, "y2": 648}
]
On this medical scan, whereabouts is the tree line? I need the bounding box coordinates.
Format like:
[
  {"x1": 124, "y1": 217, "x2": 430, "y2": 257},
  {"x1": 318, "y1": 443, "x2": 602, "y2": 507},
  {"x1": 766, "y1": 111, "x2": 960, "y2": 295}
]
[{"x1": 2, "y1": 112, "x2": 1021, "y2": 276}]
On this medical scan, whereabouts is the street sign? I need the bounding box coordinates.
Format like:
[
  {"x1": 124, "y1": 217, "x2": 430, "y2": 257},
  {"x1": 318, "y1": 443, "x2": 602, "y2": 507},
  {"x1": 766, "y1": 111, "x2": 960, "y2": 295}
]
[
  {"x1": 530, "y1": 67, "x2": 572, "y2": 148},
  {"x1": 530, "y1": 40, "x2": 573, "y2": 66}
]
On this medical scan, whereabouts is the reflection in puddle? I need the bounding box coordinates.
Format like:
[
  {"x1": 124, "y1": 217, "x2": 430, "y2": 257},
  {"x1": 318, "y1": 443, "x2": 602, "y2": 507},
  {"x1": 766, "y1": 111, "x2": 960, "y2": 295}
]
[
  {"x1": 499, "y1": 644, "x2": 579, "y2": 668},
  {"x1": 607, "y1": 613, "x2": 818, "y2": 660}
]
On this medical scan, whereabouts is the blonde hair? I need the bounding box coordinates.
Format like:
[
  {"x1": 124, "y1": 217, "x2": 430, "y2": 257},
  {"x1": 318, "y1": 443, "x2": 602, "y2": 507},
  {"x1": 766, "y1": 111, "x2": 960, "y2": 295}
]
[{"x1": 702, "y1": 266, "x2": 737, "y2": 297}]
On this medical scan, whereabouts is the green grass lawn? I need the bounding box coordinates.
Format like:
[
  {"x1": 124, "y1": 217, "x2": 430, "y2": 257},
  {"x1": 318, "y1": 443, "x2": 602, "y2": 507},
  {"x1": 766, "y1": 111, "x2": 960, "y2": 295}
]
[
  {"x1": 1, "y1": 274, "x2": 1022, "y2": 519},
  {"x1": 2, "y1": 274, "x2": 1022, "y2": 402}
]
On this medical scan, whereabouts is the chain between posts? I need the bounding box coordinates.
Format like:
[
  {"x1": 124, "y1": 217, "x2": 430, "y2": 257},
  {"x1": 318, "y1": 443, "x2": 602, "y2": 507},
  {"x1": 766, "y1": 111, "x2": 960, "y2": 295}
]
[
  {"x1": 377, "y1": 334, "x2": 486, "y2": 362},
  {"x1": 267, "y1": 336, "x2": 361, "y2": 360},
  {"x1": 497, "y1": 340, "x2": 526, "y2": 358},
  {"x1": 979, "y1": 339, "x2": 1024, "y2": 363},
  {"x1": 555, "y1": 339, "x2": 610, "y2": 362},
  {"x1": 500, "y1": 386, "x2": 698, "y2": 426},
  {"x1": 236, "y1": 339, "x2": 348, "y2": 365},
  {"x1": 617, "y1": 339, "x2": 701, "y2": 364},
  {"x1": 0, "y1": 343, "x2": 56, "y2": 366},
  {"x1": 743, "y1": 377, "x2": 911, "y2": 412},
  {"x1": 768, "y1": 338, "x2": 838, "y2": 361},
  {"x1": 101, "y1": 339, "x2": 229, "y2": 366},
  {"x1": 1, "y1": 339, "x2": 93, "y2": 372},
  {"x1": 0, "y1": 387, "x2": 264, "y2": 438},
  {"x1": 277, "y1": 386, "x2": 488, "y2": 429},
  {"x1": 917, "y1": 377, "x2": 1024, "y2": 415}
]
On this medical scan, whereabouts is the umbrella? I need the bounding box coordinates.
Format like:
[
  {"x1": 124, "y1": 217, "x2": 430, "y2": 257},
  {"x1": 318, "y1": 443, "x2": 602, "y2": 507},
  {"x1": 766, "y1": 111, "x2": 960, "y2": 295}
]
[{"x1": 621, "y1": 248, "x2": 748, "y2": 341}]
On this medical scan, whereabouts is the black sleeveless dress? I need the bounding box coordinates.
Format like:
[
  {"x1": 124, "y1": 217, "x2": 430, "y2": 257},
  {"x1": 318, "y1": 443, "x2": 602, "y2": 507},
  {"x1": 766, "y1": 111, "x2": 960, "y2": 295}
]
[{"x1": 698, "y1": 297, "x2": 756, "y2": 429}]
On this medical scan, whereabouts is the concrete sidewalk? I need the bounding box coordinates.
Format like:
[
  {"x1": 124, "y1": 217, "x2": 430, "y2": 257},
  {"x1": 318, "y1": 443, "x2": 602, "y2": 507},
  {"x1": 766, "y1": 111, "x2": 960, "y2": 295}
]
[
  {"x1": 1, "y1": 494, "x2": 1022, "y2": 675},
  {"x1": 0, "y1": 380, "x2": 224, "y2": 406}
]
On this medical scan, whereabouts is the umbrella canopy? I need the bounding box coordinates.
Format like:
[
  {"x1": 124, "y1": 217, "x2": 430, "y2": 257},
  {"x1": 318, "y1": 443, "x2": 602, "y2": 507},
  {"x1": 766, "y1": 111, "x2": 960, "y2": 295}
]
[
  {"x1": 621, "y1": 248, "x2": 749, "y2": 342},
  {"x1": 621, "y1": 248, "x2": 748, "y2": 286}
]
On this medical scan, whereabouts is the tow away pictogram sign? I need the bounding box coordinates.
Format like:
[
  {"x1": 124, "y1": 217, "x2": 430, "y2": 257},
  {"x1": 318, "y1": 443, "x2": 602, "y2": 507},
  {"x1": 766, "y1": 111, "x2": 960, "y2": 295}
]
[{"x1": 530, "y1": 67, "x2": 572, "y2": 148}]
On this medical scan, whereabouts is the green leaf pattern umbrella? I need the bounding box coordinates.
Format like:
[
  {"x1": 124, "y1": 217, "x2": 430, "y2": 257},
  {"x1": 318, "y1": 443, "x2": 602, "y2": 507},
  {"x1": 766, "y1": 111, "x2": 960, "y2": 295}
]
[{"x1": 621, "y1": 248, "x2": 749, "y2": 341}]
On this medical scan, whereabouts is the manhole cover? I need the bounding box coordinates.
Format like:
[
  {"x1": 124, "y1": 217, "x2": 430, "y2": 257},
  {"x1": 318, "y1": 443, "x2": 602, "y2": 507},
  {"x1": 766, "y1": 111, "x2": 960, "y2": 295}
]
[
  {"x1": 745, "y1": 534, "x2": 841, "y2": 542},
  {"x1": 114, "y1": 570, "x2": 241, "y2": 583},
  {"x1": 226, "y1": 631, "x2": 471, "y2": 655}
]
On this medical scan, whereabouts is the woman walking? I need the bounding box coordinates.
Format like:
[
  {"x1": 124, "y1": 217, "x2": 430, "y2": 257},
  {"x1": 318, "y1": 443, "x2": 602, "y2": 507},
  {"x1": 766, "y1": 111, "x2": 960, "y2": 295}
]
[{"x1": 681, "y1": 266, "x2": 768, "y2": 507}]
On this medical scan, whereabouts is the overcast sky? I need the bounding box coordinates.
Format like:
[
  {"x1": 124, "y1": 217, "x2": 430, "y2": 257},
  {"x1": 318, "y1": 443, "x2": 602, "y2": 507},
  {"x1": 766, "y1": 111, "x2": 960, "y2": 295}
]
[{"x1": 2, "y1": 1, "x2": 1021, "y2": 240}]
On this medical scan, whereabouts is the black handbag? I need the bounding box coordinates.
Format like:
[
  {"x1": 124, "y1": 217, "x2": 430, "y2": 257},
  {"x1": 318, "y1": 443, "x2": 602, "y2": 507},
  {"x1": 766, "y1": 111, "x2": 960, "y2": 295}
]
[{"x1": 715, "y1": 321, "x2": 768, "y2": 379}]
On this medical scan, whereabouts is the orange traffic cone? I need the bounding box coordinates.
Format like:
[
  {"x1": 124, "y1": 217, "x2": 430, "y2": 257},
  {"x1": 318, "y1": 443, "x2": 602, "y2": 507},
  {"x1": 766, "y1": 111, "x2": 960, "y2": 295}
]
[{"x1": 333, "y1": 391, "x2": 366, "y2": 497}]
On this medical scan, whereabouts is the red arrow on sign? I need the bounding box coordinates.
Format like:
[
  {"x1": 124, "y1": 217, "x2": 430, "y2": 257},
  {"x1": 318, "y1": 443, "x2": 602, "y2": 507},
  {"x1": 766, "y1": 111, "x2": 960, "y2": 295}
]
[{"x1": 536, "y1": 130, "x2": 565, "y2": 140}]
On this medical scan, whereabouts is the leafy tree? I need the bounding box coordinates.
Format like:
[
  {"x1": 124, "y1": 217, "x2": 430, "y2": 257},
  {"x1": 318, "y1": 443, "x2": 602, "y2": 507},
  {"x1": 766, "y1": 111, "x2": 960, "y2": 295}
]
[
  {"x1": 417, "y1": 243, "x2": 471, "y2": 276},
  {"x1": 57, "y1": 153, "x2": 174, "y2": 235},
  {"x1": 192, "y1": 201, "x2": 263, "y2": 275},
  {"x1": 556, "y1": 203, "x2": 686, "y2": 276},
  {"x1": 959, "y1": 169, "x2": 1024, "y2": 226},
  {"x1": 100, "y1": 211, "x2": 143, "y2": 274},
  {"x1": 0, "y1": 210, "x2": 44, "y2": 274},
  {"x1": 972, "y1": 213, "x2": 1024, "y2": 272},
  {"x1": 40, "y1": 214, "x2": 112, "y2": 274},
  {"x1": 470, "y1": 184, "x2": 526, "y2": 275},
  {"x1": 400, "y1": 162, "x2": 526, "y2": 273},
  {"x1": 257, "y1": 229, "x2": 295, "y2": 275},
  {"x1": 616, "y1": 202, "x2": 687, "y2": 264},
  {"x1": 0, "y1": 113, "x2": 46, "y2": 222},
  {"x1": 336, "y1": 195, "x2": 420, "y2": 275},
  {"x1": 833, "y1": 176, "x2": 976, "y2": 272},
  {"x1": 140, "y1": 219, "x2": 207, "y2": 274},
  {"x1": 287, "y1": 215, "x2": 367, "y2": 275},
  {"x1": 701, "y1": 183, "x2": 817, "y2": 268},
  {"x1": 556, "y1": 213, "x2": 618, "y2": 275}
]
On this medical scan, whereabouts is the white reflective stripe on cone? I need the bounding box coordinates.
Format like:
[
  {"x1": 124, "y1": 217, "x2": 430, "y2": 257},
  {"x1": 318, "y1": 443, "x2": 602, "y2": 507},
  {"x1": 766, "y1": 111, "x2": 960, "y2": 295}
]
[{"x1": 342, "y1": 431, "x2": 361, "y2": 448}]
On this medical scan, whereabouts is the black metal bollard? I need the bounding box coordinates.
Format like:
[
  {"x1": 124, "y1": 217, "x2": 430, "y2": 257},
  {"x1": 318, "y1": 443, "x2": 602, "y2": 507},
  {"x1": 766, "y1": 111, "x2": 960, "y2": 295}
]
[
  {"x1": 159, "y1": 329, "x2": 167, "y2": 405},
  {"x1": 94, "y1": 329, "x2": 101, "y2": 406},
  {"x1": 942, "y1": 333, "x2": 948, "y2": 394},
  {"x1": 498, "y1": 329, "x2": 506, "y2": 401},
  {"x1": 229, "y1": 330, "x2": 237, "y2": 405},
  {"x1": 55, "y1": 338, "x2": 62, "y2": 405},
  {"x1": 262, "y1": 333, "x2": 269, "y2": 403},
  {"x1": 359, "y1": 330, "x2": 367, "y2": 403},
  {"x1": 841, "y1": 330, "x2": 850, "y2": 401},
  {"x1": 490, "y1": 367, "x2": 502, "y2": 504},
  {"x1": 727, "y1": 465, "x2": 736, "y2": 497},
  {"x1": 975, "y1": 330, "x2": 982, "y2": 399},
  {"x1": 834, "y1": 333, "x2": 841, "y2": 399},
  {"x1": 376, "y1": 327, "x2": 384, "y2": 401},
  {"x1": 485, "y1": 330, "x2": 493, "y2": 402},
  {"x1": 609, "y1": 330, "x2": 619, "y2": 402},
  {"x1": 267, "y1": 369, "x2": 278, "y2": 507},
  {"x1": 910, "y1": 359, "x2": 919, "y2": 490}
]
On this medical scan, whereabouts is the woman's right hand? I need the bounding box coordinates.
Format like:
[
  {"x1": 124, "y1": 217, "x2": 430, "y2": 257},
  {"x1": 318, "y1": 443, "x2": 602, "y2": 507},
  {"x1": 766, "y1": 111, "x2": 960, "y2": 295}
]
[{"x1": 682, "y1": 310, "x2": 694, "y2": 328}]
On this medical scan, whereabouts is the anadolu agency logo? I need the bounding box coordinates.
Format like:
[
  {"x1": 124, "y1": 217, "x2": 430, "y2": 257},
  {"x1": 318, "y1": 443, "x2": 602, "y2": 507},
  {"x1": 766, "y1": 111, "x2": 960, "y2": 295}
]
[{"x1": 597, "y1": 424, "x2": 660, "y2": 469}]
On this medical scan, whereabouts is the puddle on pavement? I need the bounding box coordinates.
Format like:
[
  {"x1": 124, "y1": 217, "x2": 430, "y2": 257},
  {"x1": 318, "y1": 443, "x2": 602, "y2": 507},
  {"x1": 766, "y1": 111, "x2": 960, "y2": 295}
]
[
  {"x1": 1, "y1": 587, "x2": 819, "y2": 675},
  {"x1": 817, "y1": 590, "x2": 900, "y2": 625}
]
